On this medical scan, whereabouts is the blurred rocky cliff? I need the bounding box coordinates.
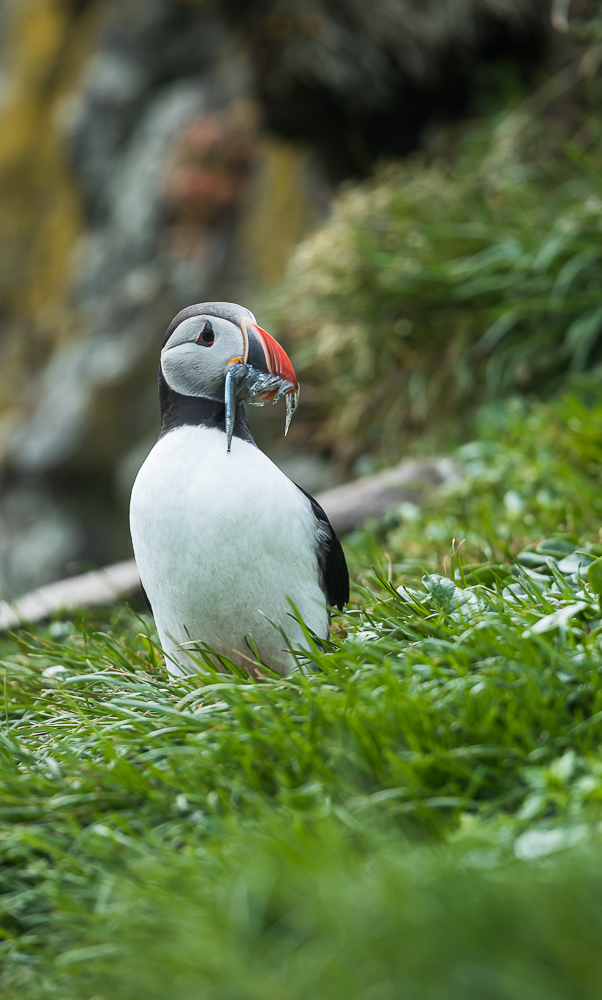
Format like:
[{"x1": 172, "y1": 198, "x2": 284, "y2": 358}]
[{"x1": 0, "y1": 0, "x2": 552, "y2": 596}]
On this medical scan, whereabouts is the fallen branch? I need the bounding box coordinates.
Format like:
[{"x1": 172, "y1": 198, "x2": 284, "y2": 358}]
[
  {"x1": 0, "y1": 561, "x2": 142, "y2": 631},
  {"x1": 0, "y1": 457, "x2": 458, "y2": 629},
  {"x1": 316, "y1": 456, "x2": 457, "y2": 535}
]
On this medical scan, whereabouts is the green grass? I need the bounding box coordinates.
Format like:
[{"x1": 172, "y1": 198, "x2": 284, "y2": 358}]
[
  {"x1": 39, "y1": 824, "x2": 602, "y2": 999},
  {"x1": 1, "y1": 386, "x2": 602, "y2": 995}
]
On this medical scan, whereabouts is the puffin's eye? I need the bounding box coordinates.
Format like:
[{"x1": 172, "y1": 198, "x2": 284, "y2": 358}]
[{"x1": 197, "y1": 321, "x2": 215, "y2": 346}]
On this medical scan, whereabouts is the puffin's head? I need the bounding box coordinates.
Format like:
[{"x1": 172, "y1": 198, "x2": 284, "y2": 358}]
[{"x1": 160, "y1": 302, "x2": 299, "y2": 451}]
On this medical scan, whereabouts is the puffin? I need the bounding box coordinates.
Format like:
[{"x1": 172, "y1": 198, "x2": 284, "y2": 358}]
[{"x1": 130, "y1": 301, "x2": 349, "y2": 676}]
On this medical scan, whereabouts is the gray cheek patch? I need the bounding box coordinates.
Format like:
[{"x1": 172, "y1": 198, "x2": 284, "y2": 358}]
[
  {"x1": 161, "y1": 318, "x2": 244, "y2": 398},
  {"x1": 161, "y1": 347, "x2": 233, "y2": 399}
]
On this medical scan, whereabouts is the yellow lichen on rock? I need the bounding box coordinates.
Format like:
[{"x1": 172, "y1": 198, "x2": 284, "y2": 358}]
[
  {"x1": 0, "y1": 0, "x2": 100, "y2": 429},
  {"x1": 241, "y1": 136, "x2": 318, "y2": 287}
]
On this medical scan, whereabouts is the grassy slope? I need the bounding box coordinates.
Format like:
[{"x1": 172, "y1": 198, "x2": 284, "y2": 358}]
[
  {"x1": 270, "y1": 43, "x2": 602, "y2": 463},
  {"x1": 3, "y1": 387, "x2": 602, "y2": 996}
]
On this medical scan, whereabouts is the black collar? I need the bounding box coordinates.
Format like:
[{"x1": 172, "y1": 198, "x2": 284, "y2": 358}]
[{"x1": 158, "y1": 369, "x2": 256, "y2": 445}]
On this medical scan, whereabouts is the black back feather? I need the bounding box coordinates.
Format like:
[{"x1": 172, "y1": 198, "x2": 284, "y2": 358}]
[{"x1": 294, "y1": 484, "x2": 349, "y2": 611}]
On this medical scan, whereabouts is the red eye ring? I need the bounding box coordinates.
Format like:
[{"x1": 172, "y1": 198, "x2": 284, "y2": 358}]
[{"x1": 197, "y1": 321, "x2": 215, "y2": 346}]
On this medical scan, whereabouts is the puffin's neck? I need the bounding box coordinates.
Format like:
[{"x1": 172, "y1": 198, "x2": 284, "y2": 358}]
[{"x1": 158, "y1": 369, "x2": 256, "y2": 445}]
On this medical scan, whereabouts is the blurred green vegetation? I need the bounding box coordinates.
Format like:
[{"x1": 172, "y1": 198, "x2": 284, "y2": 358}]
[
  {"x1": 34, "y1": 827, "x2": 602, "y2": 1000},
  {"x1": 275, "y1": 17, "x2": 602, "y2": 463},
  {"x1": 2, "y1": 384, "x2": 602, "y2": 995}
]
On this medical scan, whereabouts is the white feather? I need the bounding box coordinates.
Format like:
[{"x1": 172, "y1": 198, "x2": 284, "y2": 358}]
[{"x1": 130, "y1": 425, "x2": 328, "y2": 675}]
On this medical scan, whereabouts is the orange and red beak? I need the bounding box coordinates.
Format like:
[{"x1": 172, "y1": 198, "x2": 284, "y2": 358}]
[{"x1": 242, "y1": 321, "x2": 298, "y2": 398}]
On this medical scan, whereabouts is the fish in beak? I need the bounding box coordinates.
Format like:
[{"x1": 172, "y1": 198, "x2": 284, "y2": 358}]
[{"x1": 224, "y1": 319, "x2": 299, "y2": 452}]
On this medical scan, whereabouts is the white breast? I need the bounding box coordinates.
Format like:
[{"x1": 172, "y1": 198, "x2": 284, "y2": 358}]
[{"x1": 130, "y1": 425, "x2": 328, "y2": 675}]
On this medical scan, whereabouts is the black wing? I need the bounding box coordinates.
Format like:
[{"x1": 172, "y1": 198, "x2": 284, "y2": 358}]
[{"x1": 295, "y1": 484, "x2": 349, "y2": 611}]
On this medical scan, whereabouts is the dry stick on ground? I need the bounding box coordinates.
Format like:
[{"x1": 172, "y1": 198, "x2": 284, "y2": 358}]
[{"x1": 0, "y1": 458, "x2": 458, "y2": 629}]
